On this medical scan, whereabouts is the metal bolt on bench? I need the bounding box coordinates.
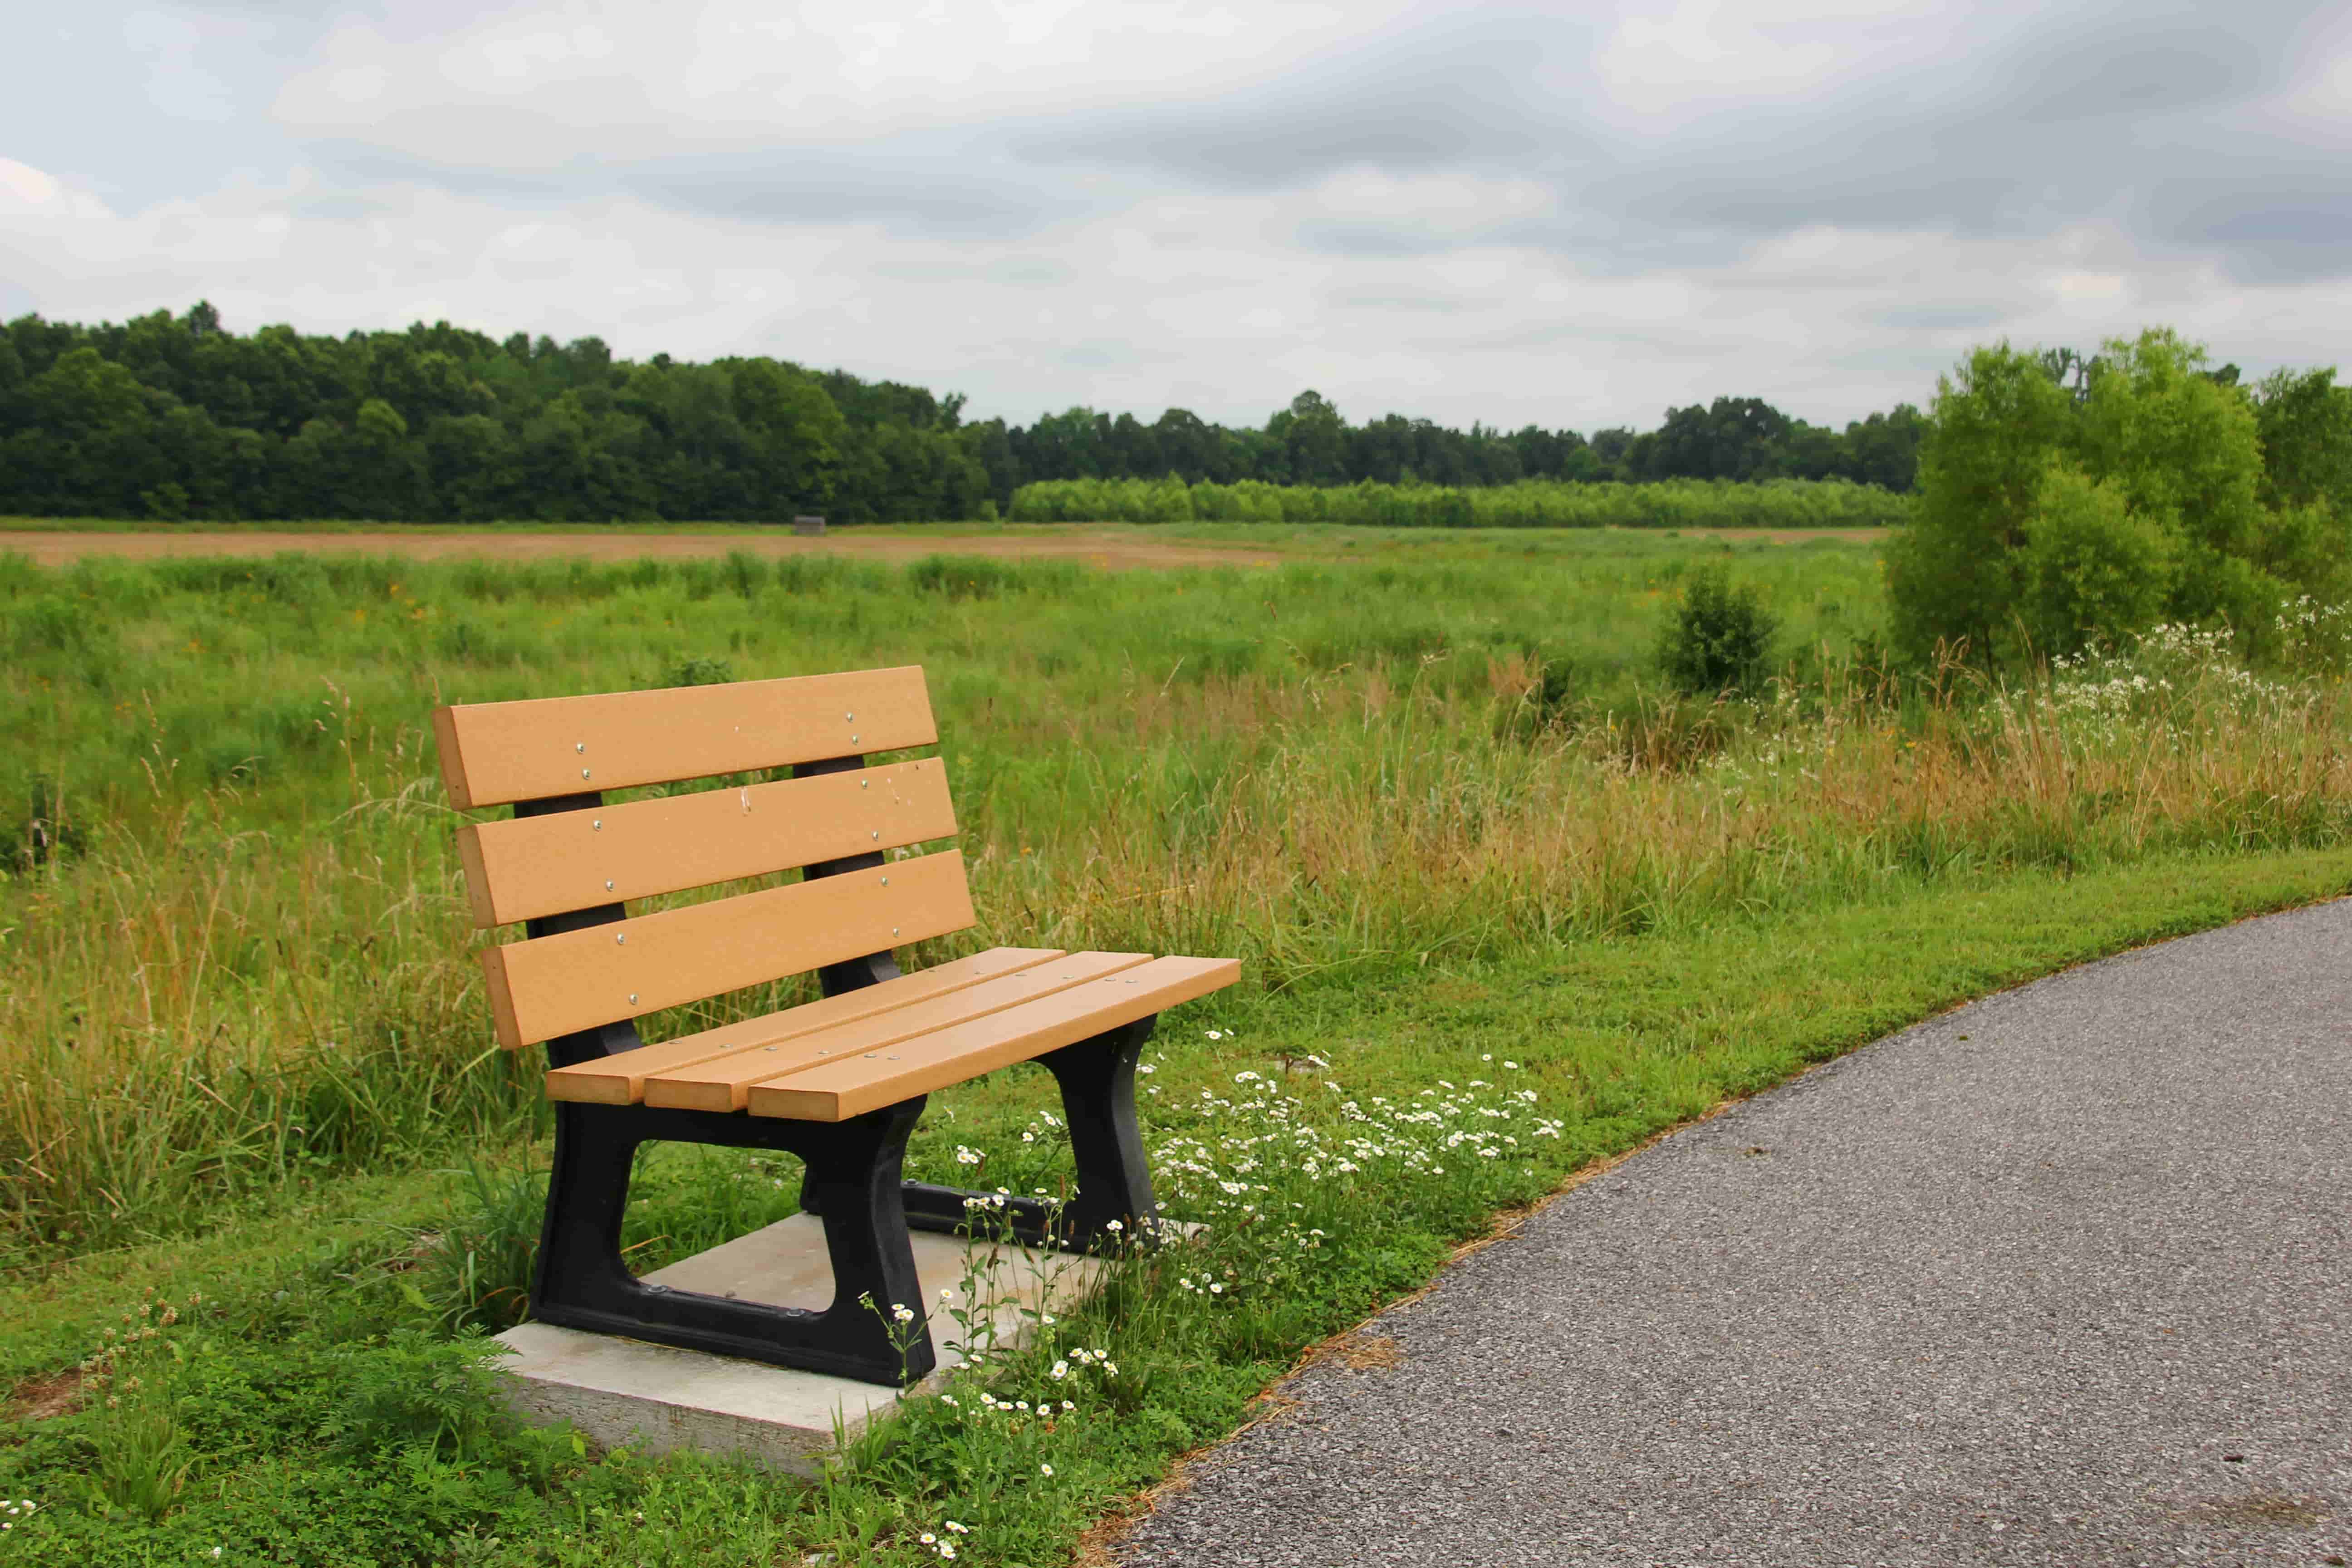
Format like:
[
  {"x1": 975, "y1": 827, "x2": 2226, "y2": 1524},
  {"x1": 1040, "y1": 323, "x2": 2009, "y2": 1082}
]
[{"x1": 433, "y1": 666, "x2": 1237, "y2": 1387}]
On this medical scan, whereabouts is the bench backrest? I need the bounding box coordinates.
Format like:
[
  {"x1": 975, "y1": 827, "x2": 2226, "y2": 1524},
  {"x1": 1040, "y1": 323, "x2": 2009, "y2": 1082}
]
[{"x1": 433, "y1": 666, "x2": 974, "y2": 1052}]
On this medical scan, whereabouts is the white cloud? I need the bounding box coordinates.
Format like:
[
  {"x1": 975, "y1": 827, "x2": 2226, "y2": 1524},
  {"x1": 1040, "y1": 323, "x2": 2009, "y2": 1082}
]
[{"x1": 5, "y1": 0, "x2": 2351, "y2": 430}]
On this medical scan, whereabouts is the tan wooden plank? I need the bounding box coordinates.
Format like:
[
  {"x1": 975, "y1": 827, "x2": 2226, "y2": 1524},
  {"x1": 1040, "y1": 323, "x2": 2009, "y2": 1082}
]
[
  {"x1": 644, "y1": 950, "x2": 1153, "y2": 1112},
  {"x1": 746, "y1": 955, "x2": 1240, "y2": 1122},
  {"x1": 435, "y1": 666, "x2": 935, "y2": 808},
  {"x1": 459, "y1": 758, "x2": 957, "y2": 927},
  {"x1": 480, "y1": 848, "x2": 973, "y2": 1049},
  {"x1": 543, "y1": 947, "x2": 1062, "y2": 1104}
]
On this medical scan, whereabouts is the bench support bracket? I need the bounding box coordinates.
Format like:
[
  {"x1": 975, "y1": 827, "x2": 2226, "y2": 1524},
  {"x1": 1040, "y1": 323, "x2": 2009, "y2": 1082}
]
[
  {"x1": 808, "y1": 1017, "x2": 1164, "y2": 1254},
  {"x1": 531, "y1": 1096, "x2": 936, "y2": 1386}
]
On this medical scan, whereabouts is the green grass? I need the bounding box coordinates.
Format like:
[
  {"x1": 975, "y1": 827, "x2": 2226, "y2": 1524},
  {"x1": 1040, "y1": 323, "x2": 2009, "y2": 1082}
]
[
  {"x1": 7, "y1": 846, "x2": 2349, "y2": 1566},
  {"x1": 4, "y1": 533, "x2": 2351, "y2": 1563}
]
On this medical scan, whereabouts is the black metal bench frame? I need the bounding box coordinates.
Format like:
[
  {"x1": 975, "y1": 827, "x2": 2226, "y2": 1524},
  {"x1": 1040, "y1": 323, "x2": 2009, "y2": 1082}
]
[{"x1": 519, "y1": 756, "x2": 1159, "y2": 1387}]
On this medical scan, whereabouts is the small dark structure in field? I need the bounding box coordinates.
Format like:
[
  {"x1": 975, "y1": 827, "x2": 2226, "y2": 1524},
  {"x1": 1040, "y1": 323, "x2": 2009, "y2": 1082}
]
[{"x1": 792, "y1": 515, "x2": 826, "y2": 536}]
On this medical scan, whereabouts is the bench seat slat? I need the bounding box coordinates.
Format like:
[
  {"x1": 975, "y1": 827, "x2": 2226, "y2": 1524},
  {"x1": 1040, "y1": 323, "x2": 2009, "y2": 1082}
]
[
  {"x1": 642, "y1": 950, "x2": 1154, "y2": 1112},
  {"x1": 433, "y1": 666, "x2": 935, "y2": 808},
  {"x1": 746, "y1": 955, "x2": 1241, "y2": 1122},
  {"x1": 542, "y1": 946, "x2": 1062, "y2": 1105},
  {"x1": 480, "y1": 848, "x2": 974, "y2": 1049},
  {"x1": 457, "y1": 759, "x2": 957, "y2": 927}
]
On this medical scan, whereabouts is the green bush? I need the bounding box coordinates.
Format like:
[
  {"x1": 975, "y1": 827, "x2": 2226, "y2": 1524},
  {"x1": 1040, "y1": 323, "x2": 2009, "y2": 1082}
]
[
  {"x1": 1888, "y1": 327, "x2": 2351, "y2": 664},
  {"x1": 1657, "y1": 564, "x2": 1779, "y2": 696}
]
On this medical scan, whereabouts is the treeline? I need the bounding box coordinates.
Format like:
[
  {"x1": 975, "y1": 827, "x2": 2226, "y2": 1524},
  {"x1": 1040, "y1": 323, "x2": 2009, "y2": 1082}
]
[
  {"x1": 1003, "y1": 392, "x2": 1924, "y2": 492},
  {"x1": 0, "y1": 303, "x2": 1925, "y2": 524},
  {"x1": 1009, "y1": 475, "x2": 1908, "y2": 529}
]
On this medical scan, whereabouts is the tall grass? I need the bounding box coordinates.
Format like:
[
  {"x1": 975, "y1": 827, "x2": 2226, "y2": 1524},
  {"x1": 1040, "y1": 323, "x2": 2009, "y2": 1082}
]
[{"x1": 4, "y1": 542, "x2": 2348, "y2": 1257}]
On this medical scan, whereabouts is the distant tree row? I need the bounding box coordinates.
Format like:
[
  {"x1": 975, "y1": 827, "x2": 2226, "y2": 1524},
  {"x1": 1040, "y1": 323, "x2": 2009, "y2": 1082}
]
[
  {"x1": 1009, "y1": 475, "x2": 1907, "y2": 529},
  {"x1": 0, "y1": 304, "x2": 1927, "y2": 523}
]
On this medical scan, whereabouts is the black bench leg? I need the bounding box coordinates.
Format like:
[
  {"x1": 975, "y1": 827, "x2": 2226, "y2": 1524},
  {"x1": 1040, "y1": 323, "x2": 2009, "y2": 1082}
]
[
  {"x1": 530, "y1": 1098, "x2": 937, "y2": 1386},
  {"x1": 1041, "y1": 1015, "x2": 1160, "y2": 1248},
  {"x1": 857, "y1": 1016, "x2": 1165, "y2": 1253}
]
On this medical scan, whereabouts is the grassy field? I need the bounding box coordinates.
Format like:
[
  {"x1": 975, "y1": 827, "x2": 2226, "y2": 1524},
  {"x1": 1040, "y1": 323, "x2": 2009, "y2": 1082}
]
[{"x1": 4, "y1": 529, "x2": 2349, "y2": 1565}]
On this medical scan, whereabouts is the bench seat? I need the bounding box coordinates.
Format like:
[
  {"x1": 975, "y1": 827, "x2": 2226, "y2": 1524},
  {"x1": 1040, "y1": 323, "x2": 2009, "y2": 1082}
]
[
  {"x1": 545, "y1": 947, "x2": 1238, "y2": 1119},
  {"x1": 431, "y1": 665, "x2": 1239, "y2": 1387}
]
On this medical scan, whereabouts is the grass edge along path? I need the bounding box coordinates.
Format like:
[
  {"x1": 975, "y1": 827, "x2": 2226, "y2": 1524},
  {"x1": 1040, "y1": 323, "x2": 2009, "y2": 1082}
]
[
  {"x1": 1083, "y1": 843, "x2": 2352, "y2": 1561},
  {"x1": 7, "y1": 843, "x2": 2351, "y2": 1567}
]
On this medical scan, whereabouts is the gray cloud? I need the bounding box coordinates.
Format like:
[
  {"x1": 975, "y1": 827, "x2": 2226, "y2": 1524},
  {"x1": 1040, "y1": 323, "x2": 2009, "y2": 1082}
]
[
  {"x1": 8, "y1": 0, "x2": 2352, "y2": 430},
  {"x1": 1006, "y1": 9, "x2": 1597, "y2": 190}
]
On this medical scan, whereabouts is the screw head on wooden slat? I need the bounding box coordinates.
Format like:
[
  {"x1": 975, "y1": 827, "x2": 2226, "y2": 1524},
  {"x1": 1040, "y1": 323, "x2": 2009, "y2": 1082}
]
[
  {"x1": 582, "y1": 768, "x2": 592, "y2": 779},
  {"x1": 850, "y1": 734, "x2": 859, "y2": 744},
  {"x1": 892, "y1": 927, "x2": 900, "y2": 936},
  {"x1": 592, "y1": 819, "x2": 602, "y2": 830},
  {"x1": 861, "y1": 779, "x2": 870, "y2": 789},
  {"x1": 605, "y1": 879, "x2": 614, "y2": 890},
  {"x1": 845, "y1": 712, "x2": 854, "y2": 721},
  {"x1": 615, "y1": 933, "x2": 626, "y2": 945},
  {"x1": 881, "y1": 877, "x2": 889, "y2": 886},
  {"x1": 628, "y1": 994, "x2": 638, "y2": 1005},
  {"x1": 871, "y1": 830, "x2": 879, "y2": 840},
  {"x1": 575, "y1": 743, "x2": 585, "y2": 753}
]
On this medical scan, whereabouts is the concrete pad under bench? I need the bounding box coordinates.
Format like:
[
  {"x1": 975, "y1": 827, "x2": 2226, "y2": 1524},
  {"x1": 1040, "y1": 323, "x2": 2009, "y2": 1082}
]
[{"x1": 495, "y1": 1213, "x2": 1105, "y2": 1475}]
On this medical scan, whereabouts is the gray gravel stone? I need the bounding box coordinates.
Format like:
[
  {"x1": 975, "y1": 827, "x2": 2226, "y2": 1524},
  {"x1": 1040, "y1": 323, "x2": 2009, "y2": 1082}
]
[{"x1": 1114, "y1": 901, "x2": 2352, "y2": 1567}]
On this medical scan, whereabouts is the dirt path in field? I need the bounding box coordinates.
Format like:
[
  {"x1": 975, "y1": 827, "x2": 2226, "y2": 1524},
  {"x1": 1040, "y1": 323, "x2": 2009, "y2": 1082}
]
[
  {"x1": 0, "y1": 528, "x2": 1284, "y2": 572},
  {"x1": 3, "y1": 524, "x2": 1881, "y2": 573}
]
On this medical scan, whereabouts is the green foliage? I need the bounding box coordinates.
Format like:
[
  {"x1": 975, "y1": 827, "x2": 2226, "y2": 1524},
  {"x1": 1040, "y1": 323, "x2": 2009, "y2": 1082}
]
[
  {"x1": 663, "y1": 654, "x2": 738, "y2": 687},
  {"x1": 320, "y1": 1328, "x2": 516, "y2": 1461},
  {"x1": 419, "y1": 1160, "x2": 549, "y2": 1332},
  {"x1": 76, "y1": 1294, "x2": 201, "y2": 1523},
  {"x1": 2017, "y1": 464, "x2": 2173, "y2": 656},
  {"x1": 1656, "y1": 564, "x2": 1780, "y2": 696},
  {"x1": 1009, "y1": 474, "x2": 1909, "y2": 529},
  {"x1": 1889, "y1": 327, "x2": 2345, "y2": 662},
  {"x1": 0, "y1": 304, "x2": 1928, "y2": 525},
  {"x1": 2253, "y1": 366, "x2": 2352, "y2": 514}
]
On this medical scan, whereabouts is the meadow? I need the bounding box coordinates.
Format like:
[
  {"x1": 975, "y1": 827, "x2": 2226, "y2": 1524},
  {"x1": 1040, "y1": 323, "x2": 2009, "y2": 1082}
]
[{"x1": 5, "y1": 524, "x2": 2352, "y2": 1566}]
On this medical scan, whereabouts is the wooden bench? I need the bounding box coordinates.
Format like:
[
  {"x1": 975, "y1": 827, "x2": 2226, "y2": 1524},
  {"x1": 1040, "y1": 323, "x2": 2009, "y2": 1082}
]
[{"x1": 432, "y1": 665, "x2": 1237, "y2": 1386}]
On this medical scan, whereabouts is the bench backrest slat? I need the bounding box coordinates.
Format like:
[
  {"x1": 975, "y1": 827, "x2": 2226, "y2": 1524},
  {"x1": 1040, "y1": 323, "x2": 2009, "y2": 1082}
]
[
  {"x1": 439, "y1": 664, "x2": 977, "y2": 1053},
  {"x1": 432, "y1": 666, "x2": 936, "y2": 808},
  {"x1": 480, "y1": 848, "x2": 975, "y2": 1051},
  {"x1": 454, "y1": 759, "x2": 956, "y2": 928}
]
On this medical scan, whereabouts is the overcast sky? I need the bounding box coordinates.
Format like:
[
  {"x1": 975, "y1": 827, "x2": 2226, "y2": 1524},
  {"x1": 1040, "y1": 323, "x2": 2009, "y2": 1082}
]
[{"x1": 4, "y1": 0, "x2": 2349, "y2": 431}]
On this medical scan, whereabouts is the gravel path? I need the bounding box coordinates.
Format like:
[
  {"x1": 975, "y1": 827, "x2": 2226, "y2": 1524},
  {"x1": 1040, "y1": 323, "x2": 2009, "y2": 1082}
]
[{"x1": 1115, "y1": 902, "x2": 2352, "y2": 1567}]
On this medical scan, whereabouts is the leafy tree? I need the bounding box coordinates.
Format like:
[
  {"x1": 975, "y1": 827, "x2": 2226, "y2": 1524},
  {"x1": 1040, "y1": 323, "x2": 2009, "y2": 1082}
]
[
  {"x1": 2016, "y1": 464, "x2": 2174, "y2": 654},
  {"x1": 1885, "y1": 341, "x2": 2077, "y2": 660},
  {"x1": 1890, "y1": 328, "x2": 2341, "y2": 664},
  {"x1": 2253, "y1": 368, "x2": 2352, "y2": 514}
]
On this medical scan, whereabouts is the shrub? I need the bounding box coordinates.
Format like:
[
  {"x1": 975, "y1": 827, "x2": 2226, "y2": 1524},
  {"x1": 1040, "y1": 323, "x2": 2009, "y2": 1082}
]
[
  {"x1": 664, "y1": 655, "x2": 737, "y2": 687},
  {"x1": 1889, "y1": 326, "x2": 2342, "y2": 665},
  {"x1": 1656, "y1": 564, "x2": 1779, "y2": 696}
]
